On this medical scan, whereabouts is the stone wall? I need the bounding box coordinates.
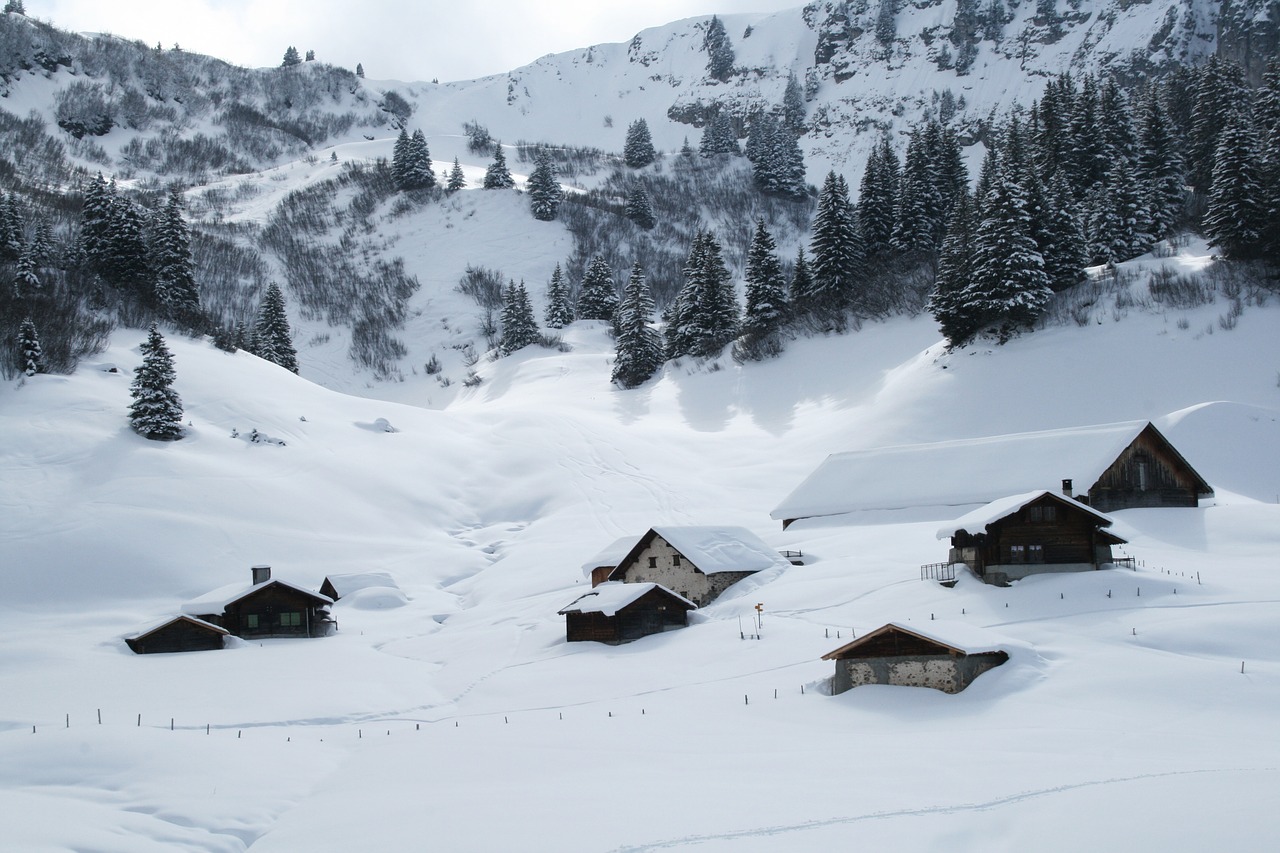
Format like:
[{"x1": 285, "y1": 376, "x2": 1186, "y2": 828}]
[{"x1": 833, "y1": 652, "x2": 1007, "y2": 695}]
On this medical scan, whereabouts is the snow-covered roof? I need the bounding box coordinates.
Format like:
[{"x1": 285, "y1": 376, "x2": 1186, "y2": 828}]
[
  {"x1": 772, "y1": 420, "x2": 1156, "y2": 522},
  {"x1": 320, "y1": 571, "x2": 400, "y2": 598},
  {"x1": 125, "y1": 614, "x2": 229, "y2": 641},
  {"x1": 182, "y1": 578, "x2": 333, "y2": 615},
  {"x1": 580, "y1": 535, "x2": 640, "y2": 579},
  {"x1": 822, "y1": 621, "x2": 1012, "y2": 659},
  {"x1": 558, "y1": 582, "x2": 695, "y2": 616},
  {"x1": 936, "y1": 490, "x2": 1117, "y2": 540},
  {"x1": 645, "y1": 526, "x2": 793, "y2": 574}
]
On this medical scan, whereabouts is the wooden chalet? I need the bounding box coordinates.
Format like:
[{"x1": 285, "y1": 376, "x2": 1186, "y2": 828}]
[
  {"x1": 125, "y1": 615, "x2": 228, "y2": 655},
  {"x1": 771, "y1": 420, "x2": 1213, "y2": 528},
  {"x1": 822, "y1": 622, "x2": 1009, "y2": 695},
  {"x1": 935, "y1": 490, "x2": 1127, "y2": 585},
  {"x1": 580, "y1": 535, "x2": 640, "y2": 588},
  {"x1": 559, "y1": 582, "x2": 695, "y2": 644},
  {"x1": 608, "y1": 526, "x2": 792, "y2": 607},
  {"x1": 183, "y1": 566, "x2": 334, "y2": 639}
]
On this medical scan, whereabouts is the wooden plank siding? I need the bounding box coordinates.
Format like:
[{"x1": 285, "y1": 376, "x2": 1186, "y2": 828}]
[{"x1": 1089, "y1": 426, "x2": 1206, "y2": 511}]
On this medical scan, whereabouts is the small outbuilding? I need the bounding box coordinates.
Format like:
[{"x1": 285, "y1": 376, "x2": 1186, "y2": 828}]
[
  {"x1": 125, "y1": 615, "x2": 229, "y2": 655},
  {"x1": 937, "y1": 490, "x2": 1127, "y2": 585},
  {"x1": 607, "y1": 526, "x2": 791, "y2": 607},
  {"x1": 580, "y1": 535, "x2": 641, "y2": 588},
  {"x1": 558, "y1": 582, "x2": 696, "y2": 644},
  {"x1": 319, "y1": 571, "x2": 400, "y2": 601},
  {"x1": 822, "y1": 622, "x2": 1009, "y2": 695},
  {"x1": 183, "y1": 566, "x2": 334, "y2": 639}
]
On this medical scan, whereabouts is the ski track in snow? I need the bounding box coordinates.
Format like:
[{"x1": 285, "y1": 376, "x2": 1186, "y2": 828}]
[{"x1": 608, "y1": 768, "x2": 1280, "y2": 851}]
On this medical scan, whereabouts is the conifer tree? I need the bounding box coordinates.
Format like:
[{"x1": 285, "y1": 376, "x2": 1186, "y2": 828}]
[
  {"x1": 782, "y1": 72, "x2": 807, "y2": 136},
  {"x1": 1136, "y1": 86, "x2": 1185, "y2": 240},
  {"x1": 405, "y1": 129, "x2": 436, "y2": 189},
  {"x1": 892, "y1": 126, "x2": 943, "y2": 257},
  {"x1": 281, "y1": 46, "x2": 301, "y2": 67},
  {"x1": 738, "y1": 219, "x2": 789, "y2": 359},
  {"x1": 12, "y1": 248, "x2": 38, "y2": 300},
  {"x1": 1038, "y1": 173, "x2": 1088, "y2": 292},
  {"x1": 1204, "y1": 115, "x2": 1265, "y2": 260},
  {"x1": 703, "y1": 15, "x2": 734, "y2": 82},
  {"x1": 78, "y1": 173, "x2": 114, "y2": 272},
  {"x1": 527, "y1": 149, "x2": 563, "y2": 221},
  {"x1": 809, "y1": 171, "x2": 863, "y2": 318},
  {"x1": 1188, "y1": 56, "x2": 1248, "y2": 196},
  {"x1": 129, "y1": 324, "x2": 183, "y2": 440},
  {"x1": 499, "y1": 280, "x2": 539, "y2": 354},
  {"x1": 623, "y1": 119, "x2": 657, "y2": 169},
  {"x1": 391, "y1": 129, "x2": 412, "y2": 188},
  {"x1": 151, "y1": 189, "x2": 200, "y2": 317},
  {"x1": 964, "y1": 173, "x2": 1052, "y2": 343},
  {"x1": 576, "y1": 256, "x2": 618, "y2": 322},
  {"x1": 611, "y1": 262, "x2": 664, "y2": 388},
  {"x1": 927, "y1": 191, "x2": 979, "y2": 347},
  {"x1": 667, "y1": 232, "x2": 738, "y2": 358},
  {"x1": 543, "y1": 264, "x2": 574, "y2": 329},
  {"x1": 0, "y1": 191, "x2": 22, "y2": 262},
  {"x1": 105, "y1": 192, "x2": 151, "y2": 296},
  {"x1": 483, "y1": 143, "x2": 514, "y2": 189},
  {"x1": 699, "y1": 112, "x2": 740, "y2": 157},
  {"x1": 254, "y1": 283, "x2": 299, "y2": 372},
  {"x1": 356, "y1": 63, "x2": 365, "y2": 78},
  {"x1": 859, "y1": 134, "x2": 899, "y2": 260},
  {"x1": 17, "y1": 317, "x2": 42, "y2": 377},
  {"x1": 788, "y1": 247, "x2": 816, "y2": 319},
  {"x1": 447, "y1": 158, "x2": 466, "y2": 192},
  {"x1": 624, "y1": 183, "x2": 656, "y2": 230}
]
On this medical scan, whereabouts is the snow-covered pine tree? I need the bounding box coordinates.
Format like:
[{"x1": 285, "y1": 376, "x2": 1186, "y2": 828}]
[
  {"x1": 699, "y1": 111, "x2": 740, "y2": 157},
  {"x1": 4, "y1": 1, "x2": 28, "y2": 15},
  {"x1": 1067, "y1": 74, "x2": 1106, "y2": 198},
  {"x1": 406, "y1": 129, "x2": 437, "y2": 190},
  {"x1": 105, "y1": 191, "x2": 151, "y2": 297},
  {"x1": 1204, "y1": 114, "x2": 1265, "y2": 260},
  {"x1": 0, "y1": 192, "x2": 22, "y2": 262},
  {"x1": 1038, "y1": 172, "x2": 1088, "y2": 293},
  {"x1": 281, "y1": 46, "x2": 301, "y2": 67},
  {"x1": 356, "y1": 63, "x2": 365, "y2": 78},
  {"x1": 499, "y1": 280, "x2": 540, "y2": 354},
  {"x1": 12, "y1": 248, "x2": 38, "y2": 300},
  {"x1": 255, "y1": 283, "x2": 299, "y2": 372},
  {"x1": 150, "y1": 189, "x2": 200, "y2": 317},
  {"x1": 809, "y1": 171, "x2": 863, "y2": 320},
  {"x1": 576, "y1": 256, "x2": 618, "y2": 322},
  {"x1": 17, "y1": 317, "x2": 42, "y2": 377},
  {"x1": 611, "y1": 262, "x2": 664, "y2": 389},
  {"x1": 1259, "y1": 63, "x2": 1280, "y2": 260},
  {"x1": 737, "y1": 219, "x2": 789, "y2": 360},
  {"x1": 1136, "y1": 85, "x2": 1185, "y2": 241},
  {"x1": 392, "y1": 128, "x2": 412, "y2": 189},
  {"x1": 664, "y1": 235, "x2": 704, "y2": 359},
  {"x1": 624, "y1": 183, "x2": 656, "y2": 230},
  {"x1": 447, "y1": 158, "x2": 466, "y2": 192},
  {"x1": 892, "y1": 126, "x2": 943, "y2": 257},
  {"x1": 788, "y1": 246, "x2": 816, "y2": 320},
  {"x1": 963, "y1": 172, "x2": 1052, "y2": 343},
  {"x1": 703, "y1": 15, "x2": 734, "y2": 82},
  {"x1": 858, "y1": 134, "x2": 899, "y2": 260},
  {"x1": 543, "y1": 264, "x2": 574, "y2": 329},
  {"x1": 483, "y1": 143, "x2": 515, "y2": 189},
  {"x1": 670, "y1": 231, "x2": 738, "y2": 358},
  {"x1": 623, "y1": 119, "x2": 657, "y2": 168},
  {"x1": 1188, "y1": 56, "x2": 1249, "y2": 197},
  {"x1": 128, "y1": 324, "x2": 183, "y2": 440},
  {"x1": 782, "y1": 72, "x2": 806, "y2": 136},
  {"x1": 78, "y1": 173, "x2": 113, "y2": 272},
  {"x1": 927, "y1": 191, "x2": 979, "y2": 347},
  {"x1": 527, "y1": 149, "x2": 563, "y2": 221}
]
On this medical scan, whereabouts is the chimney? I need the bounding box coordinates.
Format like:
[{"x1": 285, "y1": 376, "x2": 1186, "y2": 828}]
[
  {"x1": 1061, "y1": 479, "x2": 1073, "y2": 497},
  {"x1": 251, "y1": 565, "x2": 271, "y2": 584}
]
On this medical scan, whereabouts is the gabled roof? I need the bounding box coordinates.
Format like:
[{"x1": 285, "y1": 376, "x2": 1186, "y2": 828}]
[
  {"x1": 622, "y1": 526, "x2": 793, "y2": 575},
  {"x1": 822, "y1": 621, "x2": 1009, "y2": 660},
  {"x1": 771, "y1": 420, "x2": 1209, "y2": 522},
  {"x1": 125, "y1": 614, "x2": 229, "y2": 642},
  {"x1": 580, "y1": 535, "x2": 640, "y2": 579},
  {"x1": 320, "y1": 571, "x2": 399, "y2": 599},
  {"x1": 182, "y1": 578, "x2": 333, "y2": 615},
  {"x1": 558, "y1": 582, "x2": 696, "y2": 616},
  {"x1": 936, "y1": 490, "x2": 1119, "y2": 540}
]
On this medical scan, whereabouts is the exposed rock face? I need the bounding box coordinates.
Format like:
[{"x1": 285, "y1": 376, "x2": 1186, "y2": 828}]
[{"x1": 1217, "y1": 0, "x2": 1280, "y2": 86}]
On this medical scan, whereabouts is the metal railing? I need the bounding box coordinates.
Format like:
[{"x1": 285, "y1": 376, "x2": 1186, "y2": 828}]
[{"x1": 920, "y1": 561, "x2": 956, "y2": 582}]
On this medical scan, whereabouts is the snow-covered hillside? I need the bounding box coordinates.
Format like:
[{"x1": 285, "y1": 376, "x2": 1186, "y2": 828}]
[{"x1": 3, "y1": 234, "x2": 1279, "y2": 849}]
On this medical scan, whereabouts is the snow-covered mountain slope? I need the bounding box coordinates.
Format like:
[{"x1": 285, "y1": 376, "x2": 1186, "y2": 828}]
[{"x1": 2, "y1": 233, "x2": 1279, "y2": 848}]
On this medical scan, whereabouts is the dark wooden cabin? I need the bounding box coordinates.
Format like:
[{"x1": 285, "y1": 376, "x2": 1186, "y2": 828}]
[
  {"x1": 125, "y1": 615, "x2": 228, "y2": 654},
  {"x1": 822, "y1": 623, "x2": 1009, "y2": 695},
  {"x1": 1085, "y1": 422, "x2": 1213, "y2": 512},
  {"x1": 559, "y1": 582, "x2": 695, "y2": 645},
  {"x1": 940, "y1": 490, "x2": 1127, "y2": 585},
  {"x1": 183, "y1": 566, "x2": 335, "y2": 639}
]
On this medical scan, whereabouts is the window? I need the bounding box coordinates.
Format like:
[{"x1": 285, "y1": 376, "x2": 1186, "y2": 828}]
[
  {"x1": 1009, "y1": 545, "x2": 1026, "y2": 563},
  {"x1": 647, "y1": 556, "x2": 657, "y2": 568},
  {"x1": 1027, "y1": 506, "x2": 1057, "y2": 523},
  {"x1": 280, "y1": 611, "x2": 302, "y2": 627},
  {"x1": 1043, "y1": 506, "x2": 1056, "y2": 522},
  {"x1": 1028, "y1": 544, "x2": 1045, "y2": 563},
  {"x1": 245, "y1": 614, "x2": 259, "y2": 629},
  {"x1": 672, "y1": 554, "x2": 682, "y2": 566}
]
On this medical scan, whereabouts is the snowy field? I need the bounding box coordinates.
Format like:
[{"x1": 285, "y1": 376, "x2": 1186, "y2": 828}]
[{"x1": 3, "y1": 251, "x2": 1280, "y2": 849}]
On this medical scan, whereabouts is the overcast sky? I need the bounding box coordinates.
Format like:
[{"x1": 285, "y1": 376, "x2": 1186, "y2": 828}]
[{"x1": 40, "y1": 1, "x2": 803, "y2": 82}]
